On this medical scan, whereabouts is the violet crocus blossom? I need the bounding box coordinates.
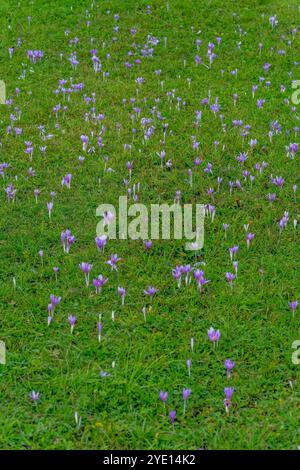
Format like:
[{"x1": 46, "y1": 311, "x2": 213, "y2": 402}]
[
  {"x1": 159, "y1": 390, "x2": 168, "y2": 404},
  {"x1": 29, "y1": 391, "x2": 40, "y2": 402},
  {"x1": 246, "y1": 232, "x2": 255, "y2": 249},
  {"x1": 118, "y1": 286, "x2": 126, "y2": 305},
  {"x1": 97, "y1": 321, "x2": 102, "y2": 342},
  {"x1": 68, "y1": 315, "x2": 76, "y2": 333},
  {"x1": 208, "y1": 327, "x2": 220, "y2": 347},
  {"x1": 169, "y1": 410, "x2": 176, "y2": 431},
  {"x1": 144, "y1": 286, "x2": 158, "y2": 303},
  {"x1": 106, "y1": 253, "x2": 122, "y2": 271},
  {"x1": 47, "y1": 201, "x2": 53, "y2": 218},
  {"x1": 225, "y1": 272, "x2": 235, "y2": 288},
  {"x1": 95, "y1": 235, "x2": 107, "y2": 252},
  {"x1": 50, "y1": 294, "x2": 61, "y2": 309},
  {"x1": 224, "y1": 359, "x2": 235, "y2": 378},
  {"x1": 79, "y1": 262, "x2": 92, "y2": 286},
  {"x1": 93, "y1": 275, "x2": 108, "y2": 294},
  {"x1": 61, "y1": 229, "x2": 75, "y2": 253},
  {"x1": 61, "y1": 173, "x2": 72, "y2": 188},
  {"x1": 144, "y1": 240, "x2": 153, "y2": 252},
  {"x1": 224, "y1": 387, "x2": 234, "y2": 414},
  {"x1": 194, "y1": 270, "x2": 210, "y2": 292},
  {"x1": 289, "y1": 300, "x2": 298, "y2": 317},
  {"x1": 182, "y1": 388, "x2": 191, "y2": 414}
]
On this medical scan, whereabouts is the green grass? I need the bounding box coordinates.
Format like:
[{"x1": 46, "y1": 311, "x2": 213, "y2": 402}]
[{"x1": 0, "y1": 0, "x2": 300, "y2": 450}]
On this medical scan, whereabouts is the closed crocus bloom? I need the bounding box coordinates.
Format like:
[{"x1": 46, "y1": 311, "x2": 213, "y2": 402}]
[
  {"x1": 289, "y1": 300, "x2": 298, "y2": 317},
  {"x1": 95, "y1": 235, "x2": 107, "y2": 252},
  {"x1": 225, "y1": 359, "x2": 235, "y2": 378},
  {"x1": 246, "y1": 232, "x2": 255, "y2": 249},
  {"x1": 79, "y1": 262, "x2": 92, "y2": 286},
  {"x1": 118, "y1": 287, "x2": 126, "y2": 305},
  {"x1": 224, "y1": 387, "x2": 234, "y2": 414},
  {"x1": 169, "y1": 410, "x2": 176, "y2": 430},
  {"x1": 68, "y1": 315, "x2": 76, "y2": 333},
  {"x1": 225, "y1": 272, "x2": 235, "y2": 288}
]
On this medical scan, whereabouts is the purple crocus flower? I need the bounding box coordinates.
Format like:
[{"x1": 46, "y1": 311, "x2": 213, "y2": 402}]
[
  {"x1": 61, "y1": 173, "x2": 72, "y2": 189},
  {"x1": 289, "y1": 300, "x2": 298, "y2": 317},
  {"x1": 144, "y1": 240, "x2": 153, "y2": 252},
  {"x1": 169, "y1": 410, "x2": 176, "y2": 431},
  {"x1": 95, "y1": 235, "x2": 107, "y2": 252},
  {"x1": 182, "y1": 388, "x2": 191, "y2": 414},
  {"x1": 224, "y1": 387, "x2": 234, "y2": 414},
  {"x1": 144, "y1": 286, "x2": 158, "y2": 303},
  {"x1": 79, "y1": 262, "x2": 92, "y2": 286},
  {"x1": 68, "y1": 315, "x2": 76, "y2": 333},
  {"x1": 50, "y1": 294, "x2": 61, "y2": 308},
  {"x1": 246, "y1": 232, "x2": 255, "y2": 249},
  {"x1": 208, "y1": 327, "x2": 220, "y2": 347},
  {"x1": 224, "y1": 359, "x2": 235, "y2": 378},
  {"x1": 225, "y1": 272, "x2": 235, "y2": 288},
  {"x1": 194, "y1": 270, "x2": 210, "y2": 292},
  {"x1": 159, "y1": 390, "x2": 168, "y2": 403},
  {"x1": 97, "y1": 321, "x2": 102, "y2": 342},
  {"x1": 106, "y1": 253, "x2": 122, "y2": 271},
  {"x1": 47, "y1": 201, "x2": 53, "y2": 218},
  {"x1": 118, "y1": 286, "x2": 126, "y2": 305},
  {"x1": 93, "y1": 275, "x2": 108, "y2": 294},
  {"x1": 29, "y1": 391, "x2": 40, "y2": 402}
]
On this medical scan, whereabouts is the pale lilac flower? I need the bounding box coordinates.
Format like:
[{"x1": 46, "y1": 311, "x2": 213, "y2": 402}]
[
  {"x1": 93, "y1": 274, "x2": 108, "y2": 294},
  {"x1": 79, "y1": 262, "x2": 92, "y2": 286},
  {"x1": 29, "y1": 391, "x2": 40, "y2": 402},
  {"x1": 106, "y1": 254, "x2": 121, "y2": 271},
  {"x1": 68, "y1": 315, "x2": 76, "y2": 333},
  {"x1": 289, "y1": 301, "x2": 298, "y2": 317},
  {"x1": 118, "y1": 286, "x2": 126, "y2": 305},
  {"x1": 224, "y1": 387, "x2": 234, "y2": 414},
  {"x1": 144, "y1": 286, "x2": 158, "y2": 302},
  {"x1": 225, "y1": 272, "x2": 235, "y2": 288},
  {"x1": 95, "y1": 235, "x2": 107, "y2": 252},
  {"x1": 224, "y1": 359, "x2": 235, "y2": 378},
  {"x1": 208, "y1": 327, "x2": 220, "y2": 346}
]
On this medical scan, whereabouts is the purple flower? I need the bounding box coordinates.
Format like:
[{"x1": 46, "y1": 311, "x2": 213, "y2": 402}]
[
  {"x1": 194, "y1": 270, "x2": 210, "y2": 292},
  {"x1": 95, "y1": 235, "x2": 107, "y2": 252},
  {"x1": 182, "y1": 388, "x2": 191, "y2": 414},
  {"x1": 118, "y1": 286, "x2": 126, "y2": 305},
  {"x1": 208, "y1": 327, "x2": 220, "y2": 346},
  {"x1": 289, "y1": 300, "x2": 298, "y2": 317},
  {"x1": 246, "y1": 232, "x2": 255, "y2": 249},
  {"x1": 61, "y1": 173, "x2": 72, "y2": 189},
  {"x1": 144, "y1": 286, "x2": 158, "y2": 302},
  {"x1": 224, "y1": 387, "x2": 234, "y2": 414},
  {"x1": 144, "y1": 240, "x2": 153, "y2": 252},
  {"x1": 68, "y1": 315, "x2": 76, "y2": 333},
  {"x1": 97, "y1": 322, "x2": 102, "y2": 342},
  {"x1": 169, "y1": 410, "x2": 176, "y2": 430},
  {"x1": 93, "y1": 275, "x2": 108, "y2": 294},
  {"x1": 106, "y1": 254, "x2": 122, "y2": 271},
  {"x1": 224, "y1": 359, "x2": 235, "y2": 378},
  {"x1": 159, "y1": 390, "x2": 168, "y2": 403},
  {"x1": 29, "y1": 390, "x2": 40, "y2": 402},
  {"x1": 50, "y1": 294, "x2": 61, "y2": 308},
  {"x1": 225, "y1": 272, "x2": 235, "y2": 287},
  {"x1": 79, "y1": 262, "x2": 92, "y2": 286}
]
